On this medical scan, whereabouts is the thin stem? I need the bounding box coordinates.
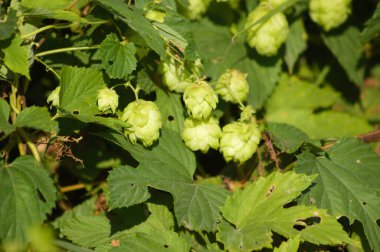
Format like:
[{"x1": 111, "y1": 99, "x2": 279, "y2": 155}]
[
  {"x1": 314, "y1": 65, "x2": 331, "y2": 86},
  {"x1": 20, "y1": 23, "x2": 72, "y2": 40},
  {"x1": 10, "y1": 83, "x2": 20, "y2": 120},
  {"x1": 17, "y1": 128, "x2": 41, "y2": 163},
  {"x1": 126, "y1": 82, "x2": 140, "y2": 100},
  {"x1": 34, "y1": 57, "x2": 61, "y2": 80},
  {"x1": 35, "y1": 45, "x2": 100, "y2": 57},
  {"x1": 60, "y1": 183, "x2": 86, "y2": 193}
]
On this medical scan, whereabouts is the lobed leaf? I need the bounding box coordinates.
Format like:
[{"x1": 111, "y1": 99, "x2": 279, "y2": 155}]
[
  {"x1": 295, "y1": 138, "x2": 380, "y2": 251},
  {"x1": 0, "y1": 156, "x2": 57, "y2": 244},
  {"x1": 100, "y1": 128, "x2": 229, "y2": 231},
  {"x1": 217, "y1": 171, "x2": 353, "y2": 251},
  {"x1": 59, "y1": 66, "x2": 106, "y2": 115},
  {"x1": 94, "y1": 0, "x2": 166, "y2": 59},
  {"x1": 98, "y1": 33, "x2": 137, "y2": 79}
]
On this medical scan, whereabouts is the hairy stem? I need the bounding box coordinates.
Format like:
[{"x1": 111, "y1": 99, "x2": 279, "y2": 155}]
[{"x1": 35, "y1": 45, "x2": 100, "y2": 57}]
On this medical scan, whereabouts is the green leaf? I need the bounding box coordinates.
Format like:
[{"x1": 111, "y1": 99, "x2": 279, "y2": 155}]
[
  {"x1": 267, "y1": 109, "x2": 372, "y2": 139},
  {"x1": 15, "y1": 106, "x2": 58, "y2": 132},
  {"x1": 0, "y1": 9, "x2": 18, "y2": 40},
  {"x1": 110, "y1": 230, "x2": 189, "y2": 252},
  {"x1": 361, "y1": 2, "x2": 380, "y2": 43},
  {"x1": 154, "y1": 15, "x2": 197, "y2": 60},
  {"x1": 156, "y1": 90, "x2": 185, "y2": 133},
  {"x1": 0, "y1": 98, "x2": 14, "y2": 136},
  {"x1": 1, "y1": 35, "x2": 30, "y2": 79},
  {"x1": 137, "y1": 70, "x2": 158, "y2": 94},
  {"x1": 284, "y1": 18, "x2": 307, "y2": 74},
  {"x1": 237, "y1": 54, "x2": 282, "y2": 109},
  {"x1": 61, "y1": 216, "x2": 111, "y2": 248},
  {"x1": 20, "y1": 0, "x2": 91, "y2": 23},
  {"x1": 266, "y1": 75, "x2": 339, "y2": 114},
  {"x1": 265, "y1": 75, "x2": 372, "y2": 139},
  {"x1": 0, "y1": 156, "x2": 57, "y2": 244},
  {"x1": 94, "y1": 0, "x2": 166, "y2": 59},
  {"x1": 101, "y1": 128, "x2": 229, "y2": 231},
  {"x1": 59, "y1": 66, "x2": 106, "y2": 115},
  {"x1": 217, "y1": 171, "x2": 353, "y2": 251},
  {"x1": 273, "y1": 236, "x2": 300, "y2": 252},
  {"x1": 267, "y1": 123, "x2": 310, "y2": 153},
  {"x1": 322, "y1": 23, "x2": 364, "y2": 86},
  {"x1": 98, "y1": 33, "x2": 137, "y2": 79},
  {"x1": 192, "y1": 19, "x2": 281, "y2": 109},
  {"x1": 295, "y1": 138, "x2": 380, "y2": 252},
  {"x1": 61, "y1": 113, "x2": 129, "y2": 132}
]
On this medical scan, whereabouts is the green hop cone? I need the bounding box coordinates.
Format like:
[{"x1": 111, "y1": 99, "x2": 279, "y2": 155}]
[
  {"x1": 97, "y1": 88, "x2": 119, "y2": 114},
  {"x1": 220, "y1": 121, "x2": 261, "y2": 164},
  {"x1": 216, "y1": 69, "x2": 249, "y2": 104},
  {"x1": 183, "y1": 80, "x2": 218, "y2": 119},
  {"x1": 160, "y1": 58, "x2": 192, "y2": 93},
  {"x1": 182, "y1": 116, "x2": 222, "y2": 153},
  {"x1": 245, "y1": 4, "x2": 289, "y2": 56},
  {"x1": 309, "y1": 0, "x2": 351, "y2": 32},
  {"x1": 180, "y1": 0, "x2": 211, "y2": 20},
  {"x1": 47, "y1": 86, "x2": 60, "y2": 107},
  {"x1": 120, "y1": 100, "x2": 162, "y2": 147}
]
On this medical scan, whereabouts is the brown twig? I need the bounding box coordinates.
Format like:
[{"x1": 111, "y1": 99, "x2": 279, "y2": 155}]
[{"x1": 262, "y1": 132, "x2": 280, "y2": 170}]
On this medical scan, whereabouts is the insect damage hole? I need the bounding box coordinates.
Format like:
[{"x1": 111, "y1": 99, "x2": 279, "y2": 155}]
[
  {"x1": 266, "y1": 185, "x2": 276, "y2": 197},
  {"x1": 293, "y1": 216, "x2": 321, "y2": 231},
  {"x1": 168, "y1": 115, "x2": 174, "y2": 121}
]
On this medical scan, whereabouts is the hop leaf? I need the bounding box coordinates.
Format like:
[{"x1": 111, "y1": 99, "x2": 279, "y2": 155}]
[
  {"x1": 96, "y1": 88, "x2": 119, "y2": 114},
  {"x1": 181, "y1": 116, "x2": 222, "y2": 153},
  {"x1": 120, "y1": 100, "x2": 162, "y2": 147},
  {"x1": 215, "y1": 69, "x2": 249, "y2": 104},
  {"x1": 220, "y1": 121, "x2": 261, "y2": 163},
  {"x1": 47, "y1": 86, "x2": 60, "y2": 107},
  {"x1": 309, "y1": 0, "x2": 352, "y2": 31},
  {"x1": 245, "y1": 4, "x2": 289, "y2": 56},
  {"x1": 160, "y1": 58, "x2": 193, "y2": 93},
  {"x1": 183, "y1": 80, "x2": 218, "y2": 120}
]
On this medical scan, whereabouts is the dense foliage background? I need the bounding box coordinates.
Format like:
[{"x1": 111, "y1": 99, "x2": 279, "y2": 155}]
[{"x1": 1, "y1": 0, "x2": 380, "y2": 251}]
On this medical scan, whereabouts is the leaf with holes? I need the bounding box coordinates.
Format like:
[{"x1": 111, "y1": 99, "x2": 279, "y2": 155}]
[
  {"x1": 0, "y1": 156, "x2": 57, "y2": 244},
  {"x1": 98, "y1": 33, "x2": 137, "y2": 79},
  {"x1": 99, "y1": 128, "x2": 229, "y2": 231},
  {"x1": 216, "y1": 171, "x2": 352, "y2": 251},
  {"x1": 295, "y1": 138, "x2": 380, "y2": 251},
  {"x1": 59, "y1": 66, "x2": 106, "y2": 115},
  {"x1": 156, "y1": 90, "x2": 185, "y2": 134}
]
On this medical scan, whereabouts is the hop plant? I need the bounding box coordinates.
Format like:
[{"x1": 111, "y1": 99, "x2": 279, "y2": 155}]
[
  {"x1": 182, "y1": 117, "x2": 222, "y2": 153},
  {"x1": 160, "y1": 58, "x2": 193, "y2": 93},
  {"x1": 47, "y1": 86, "x2": 60, "y2": 107},
  {"x1": 97, "y1": 87, "x2": 119, "y2": 114},
  {"x1": 180, "y1": 0, "x2": 211, "y2": 20},
  {"x1": 220, "y1": 121, "x2": 261, "y2": 164},
  {"x1": 120, "y1": 100, "x2": 162, "y2": 147},
  {"x1": 216, "y1": 69, "x2": 249, "y2": 104},
  {"x1": 309, "y1": 0, "x2": 351, "y2": 31},
  {"x1": 183, "y1": 80, "x2": 218, "y2": 120},
  {"x1": 245, "y1": 4, "x2": 289, "y2": 56}
]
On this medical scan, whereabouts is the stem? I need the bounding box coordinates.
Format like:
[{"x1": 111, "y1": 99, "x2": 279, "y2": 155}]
[
  {"x1": 314, "y1": 65, "x2": 331, "y2": 86},
  {"x1": 10, "y1": 83, "x2": 20, "y2": 122},
  {"x1": 34, "y1": 57, "x2": 61, "y2": 80},
  {"x1": 126, "y1": 82, "x2": 140, "y2": 100},
  {"x1": 17, "y1": 128, "x2": 41, "y2": 163},
  {"x1": 20, "y1": 23, "x2": 72, "y2": 40},
  {"x1": 35, "y1": 45, "x2": 100, "y2": 57},
  {"x1": 60, "y1": 183, "x2": 86, "y2": 193}
]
